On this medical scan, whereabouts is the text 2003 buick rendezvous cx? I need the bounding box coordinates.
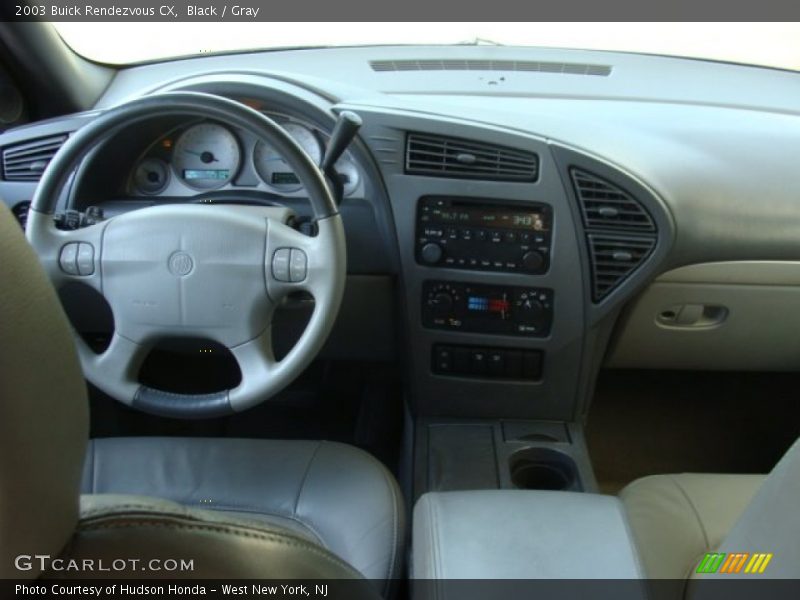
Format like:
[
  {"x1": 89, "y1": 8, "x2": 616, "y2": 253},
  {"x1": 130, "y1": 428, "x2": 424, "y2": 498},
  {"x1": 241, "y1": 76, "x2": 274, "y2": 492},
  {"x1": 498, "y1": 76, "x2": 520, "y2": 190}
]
[{"x1": 0, "y1": 19, "x2": 799, "y2": 599}]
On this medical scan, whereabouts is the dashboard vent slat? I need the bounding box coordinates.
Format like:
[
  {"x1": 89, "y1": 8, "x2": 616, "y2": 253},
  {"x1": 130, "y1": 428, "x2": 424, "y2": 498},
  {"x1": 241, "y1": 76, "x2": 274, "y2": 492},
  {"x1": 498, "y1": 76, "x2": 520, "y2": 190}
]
[
  {"x1": 2, "y1": 134, "x2": 67, "y2": 182},
  {"x1": 587, "y1": 234, "x2": 656, "y2": 301},
  {"x1": 370, "y1": 59, "x2": 612, "y2": 77},
  {"x1": 406, "y1": 133, "x2": 538, "y2": 182},
  {"x1": 571, "y1": 169, "x2": 655, "y2": 232}
]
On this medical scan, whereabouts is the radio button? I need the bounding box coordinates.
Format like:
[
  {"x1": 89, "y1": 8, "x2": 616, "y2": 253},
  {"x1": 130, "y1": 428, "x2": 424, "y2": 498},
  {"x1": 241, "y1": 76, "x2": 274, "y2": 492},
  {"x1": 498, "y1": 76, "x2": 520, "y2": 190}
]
[
  {"x1": 490, "y1": 231, "x2": 503, "y2": 243},
  {"x1": 423, "y1": 227, "x2": 444, "y2": 238},
  {"x1": 504, "y1": 231, "x2": 517, "y2": 243}
]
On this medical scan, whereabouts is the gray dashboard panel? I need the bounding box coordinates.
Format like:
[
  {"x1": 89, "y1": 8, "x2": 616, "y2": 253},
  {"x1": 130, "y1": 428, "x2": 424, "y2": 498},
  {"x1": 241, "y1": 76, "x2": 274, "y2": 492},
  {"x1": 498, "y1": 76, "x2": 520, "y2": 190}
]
[{"x1": 353, "y1": 108, "x2": 586, "y2": 420}]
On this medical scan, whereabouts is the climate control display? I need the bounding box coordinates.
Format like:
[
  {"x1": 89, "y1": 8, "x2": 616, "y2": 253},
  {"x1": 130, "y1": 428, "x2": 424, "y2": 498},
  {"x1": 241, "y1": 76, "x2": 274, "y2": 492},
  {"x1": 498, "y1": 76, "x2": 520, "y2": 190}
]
[{"x1": 422, "y1": 281, "x2": 553, "y2": 337}]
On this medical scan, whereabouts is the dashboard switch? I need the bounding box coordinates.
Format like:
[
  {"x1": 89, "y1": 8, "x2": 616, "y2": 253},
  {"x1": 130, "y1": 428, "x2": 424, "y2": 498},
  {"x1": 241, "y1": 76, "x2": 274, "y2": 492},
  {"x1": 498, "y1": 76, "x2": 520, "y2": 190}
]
[
  {"x1": 432, "y1": 343, "x2": 542, "y2": 381},
  {"x1": 59, "y1": 243, "x2": 79, "y2": 275},
  {"x1": 76, "y1": 243, "x2": 95, "y2": 276},
  {"x1": 289, "y1": 249, "x2": 307, "y2": 282},
  {"x1": 272, "y1": 248, "x2": 291, "y2": 282},
  {"x1": 434, "y1": 346, "x2": 453, "y2": 372}
]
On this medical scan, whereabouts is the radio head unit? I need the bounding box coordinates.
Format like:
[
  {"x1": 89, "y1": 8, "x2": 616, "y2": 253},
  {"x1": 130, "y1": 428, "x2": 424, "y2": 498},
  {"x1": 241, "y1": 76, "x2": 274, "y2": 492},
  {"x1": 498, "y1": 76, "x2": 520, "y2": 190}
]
[{"x1": 416, "y1": 196, "x2": 552, "y2": 274}]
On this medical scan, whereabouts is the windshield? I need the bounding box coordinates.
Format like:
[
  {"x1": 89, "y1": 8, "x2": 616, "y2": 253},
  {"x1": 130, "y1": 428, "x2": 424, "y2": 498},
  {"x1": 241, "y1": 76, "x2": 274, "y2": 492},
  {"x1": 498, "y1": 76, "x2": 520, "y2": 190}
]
[{"x1": 53, "y1": 22, "x2": 800, "y2": 71}]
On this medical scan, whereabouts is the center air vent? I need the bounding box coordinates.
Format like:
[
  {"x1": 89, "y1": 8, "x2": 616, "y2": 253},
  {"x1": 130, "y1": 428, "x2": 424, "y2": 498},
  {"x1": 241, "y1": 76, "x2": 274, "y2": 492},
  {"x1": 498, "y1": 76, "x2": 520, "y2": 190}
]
[
  {"x1": 587, "y1": 234, "x2": 656, "y2": 302},
  {"x1": 2, "y1": 134, "x2": 67, "y2": 182},
  {"x1": 406, "y1": 133, "x2": 538, "y2": 182},
  {"x1": 571, "y1": 169, "x2": 654, "y2": 232}
]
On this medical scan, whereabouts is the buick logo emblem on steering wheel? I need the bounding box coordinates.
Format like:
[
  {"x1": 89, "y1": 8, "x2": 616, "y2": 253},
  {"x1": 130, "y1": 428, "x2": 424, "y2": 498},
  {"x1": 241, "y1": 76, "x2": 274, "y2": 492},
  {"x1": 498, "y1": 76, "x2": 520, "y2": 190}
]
[{"x1": 168, "y1": 251, "x2": 194, "y2": 277}]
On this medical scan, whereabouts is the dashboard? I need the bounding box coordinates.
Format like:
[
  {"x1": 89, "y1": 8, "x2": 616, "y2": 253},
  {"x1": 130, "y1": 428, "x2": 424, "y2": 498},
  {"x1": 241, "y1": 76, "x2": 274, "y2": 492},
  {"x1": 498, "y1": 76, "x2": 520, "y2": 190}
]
[{"x1": 1, "y1": 44, "x2": 800, "y2": 426}]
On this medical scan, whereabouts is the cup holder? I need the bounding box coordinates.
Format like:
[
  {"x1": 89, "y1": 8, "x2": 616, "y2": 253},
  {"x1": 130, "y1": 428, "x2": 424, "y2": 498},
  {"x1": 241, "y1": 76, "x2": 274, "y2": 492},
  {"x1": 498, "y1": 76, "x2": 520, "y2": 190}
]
[{"x1": 509, "y1": 447, "x2": 579, "y2": 491}]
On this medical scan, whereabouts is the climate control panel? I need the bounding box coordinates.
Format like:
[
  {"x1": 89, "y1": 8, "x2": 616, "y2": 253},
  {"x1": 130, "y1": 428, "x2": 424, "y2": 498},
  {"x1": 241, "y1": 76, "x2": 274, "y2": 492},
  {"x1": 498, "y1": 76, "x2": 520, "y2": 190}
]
[
  {"x1": 416, "y1": 196, "x2": 552, "y2": 274},
  {"x1": 422, "y1": 280, "x2": 553, "y2": 337}
]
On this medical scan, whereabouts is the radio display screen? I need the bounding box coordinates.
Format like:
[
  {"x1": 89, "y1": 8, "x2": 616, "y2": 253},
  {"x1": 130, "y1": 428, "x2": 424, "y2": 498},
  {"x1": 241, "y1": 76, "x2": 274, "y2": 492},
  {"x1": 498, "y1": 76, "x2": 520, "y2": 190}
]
[{"x1": 430, "y1": 204, "x2": 549, "y2": 232}]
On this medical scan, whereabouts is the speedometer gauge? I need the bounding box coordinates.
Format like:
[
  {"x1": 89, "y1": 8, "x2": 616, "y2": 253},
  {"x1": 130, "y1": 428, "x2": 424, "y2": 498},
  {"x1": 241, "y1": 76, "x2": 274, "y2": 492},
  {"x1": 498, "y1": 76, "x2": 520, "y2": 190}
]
[
  {"x1": 335, "y1": 153, "x2": 360, "y2": 197},
  {"x1": 253, "y1": 123, "x2": 322, "y2": 193},
  {"x1": 173, "y1": 123, "x2": 241, "y2": 190}
]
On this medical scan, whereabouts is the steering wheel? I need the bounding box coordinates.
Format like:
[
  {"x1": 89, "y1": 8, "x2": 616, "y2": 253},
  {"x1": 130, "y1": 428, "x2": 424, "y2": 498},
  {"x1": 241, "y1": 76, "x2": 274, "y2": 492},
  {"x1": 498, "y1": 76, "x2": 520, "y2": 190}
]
[{"x1": 26, "y1": 92, "x2": 346, "y2": 419}]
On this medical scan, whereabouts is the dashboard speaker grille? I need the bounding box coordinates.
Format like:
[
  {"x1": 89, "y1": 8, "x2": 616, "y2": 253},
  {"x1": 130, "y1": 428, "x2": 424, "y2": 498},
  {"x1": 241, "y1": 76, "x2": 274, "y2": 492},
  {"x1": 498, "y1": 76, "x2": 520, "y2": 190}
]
[
  {"x1": 587, "y1": 234, "x2": 656, "y2": 301},
  {"x1": 571, "y1": 168, "x2": 655, "y2": 232},
  {"x1": 2, "y1": 134, "x2": 67, "y2": 182},
  {"x1": 371, "y1": 60, "x2": 612, "y2": 76},
  {"x1": 406, "y1": 133, "x2": 538, "y2": 182}
]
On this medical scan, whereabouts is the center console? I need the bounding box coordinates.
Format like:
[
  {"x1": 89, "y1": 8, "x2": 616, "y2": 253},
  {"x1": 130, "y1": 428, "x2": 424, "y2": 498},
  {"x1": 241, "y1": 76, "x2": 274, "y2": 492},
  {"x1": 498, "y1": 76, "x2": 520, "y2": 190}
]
[{"x1": 356, "y1": 109, "x2": 671, "y2": 501}]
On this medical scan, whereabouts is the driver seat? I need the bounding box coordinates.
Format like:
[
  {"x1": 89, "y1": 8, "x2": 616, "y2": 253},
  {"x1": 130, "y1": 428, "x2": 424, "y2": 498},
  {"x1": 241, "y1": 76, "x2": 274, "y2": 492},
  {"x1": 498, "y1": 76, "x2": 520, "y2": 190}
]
[{"x1": 0, "y1": 203, "x2": 403, "y2": 595}]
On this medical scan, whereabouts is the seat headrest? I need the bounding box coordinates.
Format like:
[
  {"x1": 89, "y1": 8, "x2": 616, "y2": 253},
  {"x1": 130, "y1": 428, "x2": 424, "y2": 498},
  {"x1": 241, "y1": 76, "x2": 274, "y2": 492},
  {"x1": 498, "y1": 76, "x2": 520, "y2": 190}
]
[{"x1": 0, "y1": 202, "x2": 88, "y2": 578}]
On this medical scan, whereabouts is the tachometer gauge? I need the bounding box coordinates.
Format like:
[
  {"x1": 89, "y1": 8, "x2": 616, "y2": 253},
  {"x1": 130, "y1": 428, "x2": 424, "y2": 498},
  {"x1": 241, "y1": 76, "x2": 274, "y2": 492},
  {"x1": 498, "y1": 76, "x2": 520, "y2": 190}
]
[
  {"x1": 133, "y1": 158, "x2": 169, "y2": 195},
  {"x1": 253, "y1": 122, "x2": 322, "y2": 193},
  {"x1": 334, "y1": 153, "x2": 360, "y2": 197},
  {"x1": 172, "y1": 123, "x2": 241, "y2": 190}
]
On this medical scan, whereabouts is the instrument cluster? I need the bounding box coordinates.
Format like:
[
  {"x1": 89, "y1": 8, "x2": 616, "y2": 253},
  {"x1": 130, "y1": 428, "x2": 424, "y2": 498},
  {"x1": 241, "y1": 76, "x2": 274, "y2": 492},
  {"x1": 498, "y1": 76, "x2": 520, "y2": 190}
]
[{"x1": 128, "y1": 114, "x2": 362, "y2": 198}]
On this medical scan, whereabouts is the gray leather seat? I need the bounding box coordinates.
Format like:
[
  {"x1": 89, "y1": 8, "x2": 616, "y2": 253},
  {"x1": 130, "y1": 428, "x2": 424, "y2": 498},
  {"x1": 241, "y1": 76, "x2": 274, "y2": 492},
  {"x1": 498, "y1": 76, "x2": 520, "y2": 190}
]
[
  {"x1": 0, "y1": 201, "x2": 403, "y2": 594},
  {"x1": 82, "y1": 437, "x2": 404, "y2": 587},
  {"x1": 620, "y1": 473, "x2": 764, "y2": 579},
  {"x1": 620, "y1": 436, "x2": 800, "y2": 581}
]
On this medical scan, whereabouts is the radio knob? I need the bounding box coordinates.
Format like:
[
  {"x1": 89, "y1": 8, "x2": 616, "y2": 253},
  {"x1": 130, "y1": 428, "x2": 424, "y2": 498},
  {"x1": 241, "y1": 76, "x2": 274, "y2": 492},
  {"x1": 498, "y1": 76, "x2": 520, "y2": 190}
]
[
  {"x1": 421, "y1": 242, "x2": 443, "y2": 265},
  {"x1": 522, "y1": 250, "x2": 545, "y2": 271}
]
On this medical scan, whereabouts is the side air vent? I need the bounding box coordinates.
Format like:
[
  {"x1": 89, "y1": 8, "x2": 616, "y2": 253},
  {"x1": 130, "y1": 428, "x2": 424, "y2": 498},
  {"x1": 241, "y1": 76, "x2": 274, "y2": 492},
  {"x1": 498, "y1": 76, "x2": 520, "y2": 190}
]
[
  {"x1": 406, "y1": 133, "x2": 538, "y2": 182},
  {"x1": 571, "y1": 169, "x2": 654, "y2": 232},
  {"x1": 2, "y1": 134, "x2": 67, "y2": 181},
  {"x1": 370, "y1": 59, "x2": 612, "y2": 77},
  {"x1": 587, "y1": 234, "x2": 656, "y2": 302},
  {"x1": 11, "y1": 201, "x2": 31, "y2": 229}
]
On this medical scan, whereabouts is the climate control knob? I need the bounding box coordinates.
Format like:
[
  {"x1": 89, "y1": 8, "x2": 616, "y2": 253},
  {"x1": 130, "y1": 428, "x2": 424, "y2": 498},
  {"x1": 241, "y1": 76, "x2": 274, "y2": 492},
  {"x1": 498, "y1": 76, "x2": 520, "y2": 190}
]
[
  {"x1": 430, "y1": 291, "x2": 455, "y2": 315},
  {"x1": 420, "y1": 242, "x2": 443, "y2": 265},
  {"x1": 521, "y1": 250, "x2": 545, "y2": 272}
]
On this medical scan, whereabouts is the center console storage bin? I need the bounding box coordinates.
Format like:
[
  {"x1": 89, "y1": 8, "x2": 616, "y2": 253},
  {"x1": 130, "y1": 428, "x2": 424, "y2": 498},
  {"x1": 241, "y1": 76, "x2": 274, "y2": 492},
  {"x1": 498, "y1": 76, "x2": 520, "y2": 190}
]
[{"x1": 412, "y1": 490, "x2": 643, "y2": 580}]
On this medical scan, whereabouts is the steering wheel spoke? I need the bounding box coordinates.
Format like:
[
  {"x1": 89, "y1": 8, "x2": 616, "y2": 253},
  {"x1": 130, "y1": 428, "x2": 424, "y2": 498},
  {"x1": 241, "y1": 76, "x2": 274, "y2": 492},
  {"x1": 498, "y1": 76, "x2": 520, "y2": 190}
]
[
  {"x1": 77, "y1": 332, "x2": 146, "y2": 406},
  {"x1": 266, "y1": 215, "x2": 346, "y2": 302},
  {"x1": 26, "y1": 208, "x2": 106, "y2": 294}
]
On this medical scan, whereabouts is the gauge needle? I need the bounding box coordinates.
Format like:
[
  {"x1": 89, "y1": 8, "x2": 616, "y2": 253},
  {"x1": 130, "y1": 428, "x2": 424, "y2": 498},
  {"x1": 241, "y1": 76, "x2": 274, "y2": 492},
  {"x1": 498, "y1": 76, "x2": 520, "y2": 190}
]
[{"x1": 184, "y1": 149, "x2": 219, "y2": 162}]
